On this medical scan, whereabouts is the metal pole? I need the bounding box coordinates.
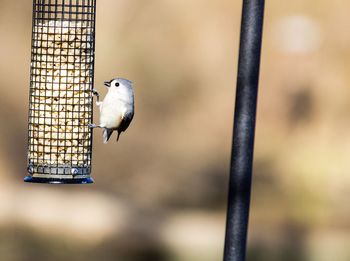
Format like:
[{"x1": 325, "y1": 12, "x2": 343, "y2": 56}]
[{"x1": 224, "y1": 0, "x2": 265, "y2": 260}]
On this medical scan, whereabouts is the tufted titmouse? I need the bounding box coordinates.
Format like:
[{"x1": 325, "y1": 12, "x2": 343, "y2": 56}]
[{"x1": 89, "y1": 78, "x2": 134, "y2": 143}]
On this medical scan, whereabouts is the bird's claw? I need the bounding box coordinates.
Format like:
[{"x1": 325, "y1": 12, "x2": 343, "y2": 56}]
[
  {"x1": 92, "y1": 89, "x2": 100, "y2": 97},
  {"x1": 88, "y1": 123, "x2": 97, "y2": 128},
  {"x1": 92, "y1": 89, "x2": 100, "y2": 102}
]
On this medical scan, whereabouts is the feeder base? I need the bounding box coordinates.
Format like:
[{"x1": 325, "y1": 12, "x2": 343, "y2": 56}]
[{"x1": 24, "y1": 176, "x2": 94, "y2": 184}]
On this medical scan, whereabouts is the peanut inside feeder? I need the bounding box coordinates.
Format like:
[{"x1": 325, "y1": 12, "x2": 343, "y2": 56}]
[{"x1": 25, "y1": 1, "x2": 96, "y2": 184}]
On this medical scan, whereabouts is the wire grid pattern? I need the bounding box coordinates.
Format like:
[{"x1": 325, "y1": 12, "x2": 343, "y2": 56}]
[{"x1": 27, "y1": 0, "x2": 96, "y2": 178}]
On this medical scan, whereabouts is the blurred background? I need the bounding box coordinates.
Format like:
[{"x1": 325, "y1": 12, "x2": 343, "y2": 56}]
[{"x1": 0, "y1": 0, "x2": 350, "y2": 260}]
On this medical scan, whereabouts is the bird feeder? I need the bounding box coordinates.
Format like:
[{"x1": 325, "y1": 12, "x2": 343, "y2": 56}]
[{"x1": 25, "y1": 0, "x2": 97, "y2": 184}]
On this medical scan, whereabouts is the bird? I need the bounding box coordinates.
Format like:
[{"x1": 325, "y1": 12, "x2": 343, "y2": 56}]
[{"x1": 89, "y1": 78, "x2": 134, "y2": 143}]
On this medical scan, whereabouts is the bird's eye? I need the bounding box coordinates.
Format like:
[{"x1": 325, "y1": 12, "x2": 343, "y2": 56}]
[{"x1": 115, "y1": 82, "x2": 120, "y2": 87}]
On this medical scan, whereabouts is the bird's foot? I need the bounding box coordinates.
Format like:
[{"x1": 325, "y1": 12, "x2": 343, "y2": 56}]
[
  {"x1": 92, "y1": 89, "x2": 100, "y2": 102},
  {"x1": 88, "y1": 123, "x2": 100, "y2": 129},
  {"x1": 92, "y1": 89, "x2": 100, "y2": 97}
]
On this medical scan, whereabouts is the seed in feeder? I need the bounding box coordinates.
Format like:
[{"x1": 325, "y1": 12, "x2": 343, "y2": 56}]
[{"x1": 28, "y1": 20, "x2": 93, "y2": 169}]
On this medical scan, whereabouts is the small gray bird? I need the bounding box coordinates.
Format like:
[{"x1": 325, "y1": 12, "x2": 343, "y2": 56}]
[{"x1": 89, "y1": 78, "x2": 134, "y2": 143}]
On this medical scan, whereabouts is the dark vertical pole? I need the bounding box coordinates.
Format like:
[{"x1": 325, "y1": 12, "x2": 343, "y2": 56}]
[{"x1": 224, "y1": 0, "x2": 265, "y2": 261}]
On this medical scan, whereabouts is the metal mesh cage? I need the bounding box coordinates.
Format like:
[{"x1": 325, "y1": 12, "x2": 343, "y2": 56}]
[{"x1": 25, "y1": 0, "x2": 97, "y2": 184}]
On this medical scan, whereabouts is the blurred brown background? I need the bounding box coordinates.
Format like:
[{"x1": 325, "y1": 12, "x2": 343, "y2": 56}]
[{"x1": 0, "y1": 0, "x2": 350, "y2": 260}]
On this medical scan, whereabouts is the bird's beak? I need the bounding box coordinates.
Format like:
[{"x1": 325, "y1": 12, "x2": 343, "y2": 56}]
[{"x1": 104, "y1": 81, "x2": 111, "y2": 87}]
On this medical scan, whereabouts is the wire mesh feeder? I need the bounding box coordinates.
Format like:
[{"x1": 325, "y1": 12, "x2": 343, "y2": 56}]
[{"x1": 25, "y1": 0, "x2": 97, "y2": 184}]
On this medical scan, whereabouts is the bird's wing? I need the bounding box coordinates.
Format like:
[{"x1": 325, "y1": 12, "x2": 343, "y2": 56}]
[
  {"x1": 118, "y1": 110, "x2": 134, "y2": 132},
  {"x1": 116, "y1": 110, "x2": 134, "y2": 141}
]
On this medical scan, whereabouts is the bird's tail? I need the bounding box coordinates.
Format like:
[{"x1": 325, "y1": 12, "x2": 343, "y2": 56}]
[
  {"x1": 103, "y1": 129, "x2": 113, "y2": 144},
  {"x1": 117, "y1": 131, "x2": 122, "y2": 142}
]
